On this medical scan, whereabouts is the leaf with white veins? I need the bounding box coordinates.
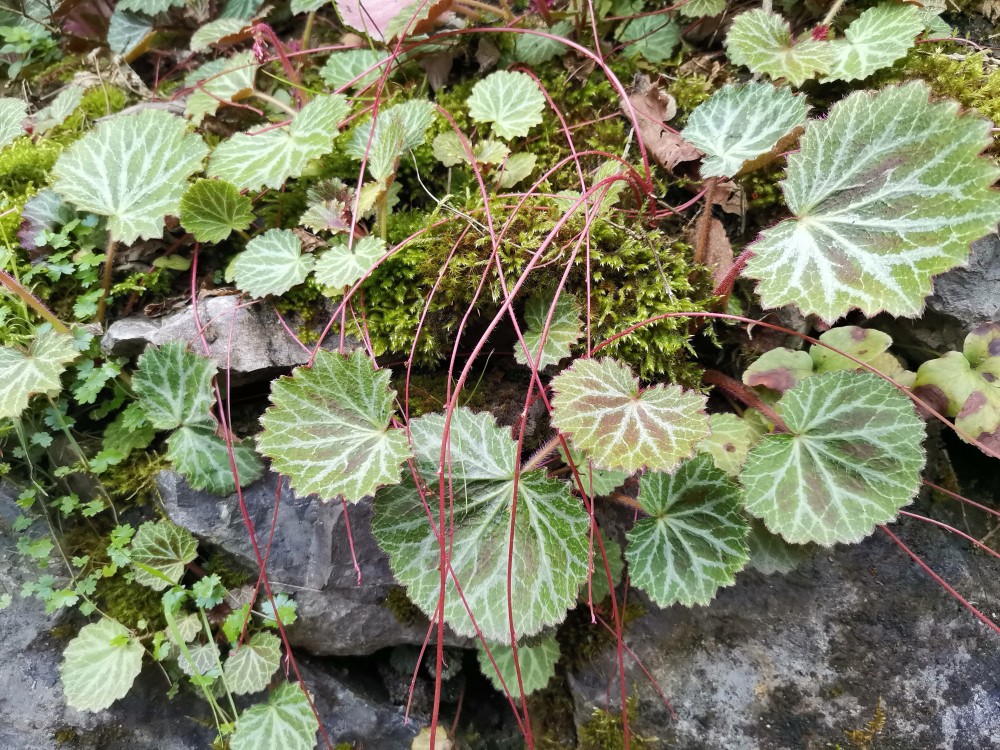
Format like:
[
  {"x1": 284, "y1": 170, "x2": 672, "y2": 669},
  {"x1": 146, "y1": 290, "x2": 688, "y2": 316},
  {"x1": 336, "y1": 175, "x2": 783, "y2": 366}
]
[{"x1": 232, "y1": 229, "x2": 314, "y2": 298}]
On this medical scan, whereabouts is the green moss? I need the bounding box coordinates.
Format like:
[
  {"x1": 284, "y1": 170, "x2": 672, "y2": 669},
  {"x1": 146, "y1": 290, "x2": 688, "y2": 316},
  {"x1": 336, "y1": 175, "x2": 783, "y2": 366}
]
[
  {"x1": 201, "y1": 554, "x2": 250, "y2": 589},
  {"x1": 272, "y1": 275, "x2": 327, "y2": 346},
  {"x1": 668, "y1": 75, "x2": 715, "y2": 126},
  {"x1": 54, "y1": 727, "x2": 80, "y2": 745},
  {"x1": 100, "y1": 449, "x2": 171, "y2": 507},
  {"x1": 578, "y1": 694, "x2": 655, "y2": 750},
  {"x1": 367, "y1": 199, "x2": 711, "y2": 381},
  {"x1": 881, "y1": 45, "x2": 1000, "y2": 146},
  {"x1": 95, "y1": 570, "x2": 167, "y2": 631},
  {"x1": 0, "y1": 136, "x2": 63, "y2": 242},
  {"x1": 384, "y1": 585, "x2": 426, "y2": 626}
]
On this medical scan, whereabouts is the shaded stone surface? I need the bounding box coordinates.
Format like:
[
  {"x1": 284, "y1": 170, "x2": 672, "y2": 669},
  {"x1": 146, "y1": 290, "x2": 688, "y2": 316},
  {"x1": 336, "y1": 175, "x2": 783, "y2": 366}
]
[
  {"x1": 567, "y1": 515, "x2": 1000, "y2": 749},
  {"x1": 101, "y1": 295, "x2": 353, "y2": 384},
  {"x1": 156, "y1": 469, "x2": 461, "y2": 656},
  {"x1": 886, "y1": 234, "x2": 1000, "y2": 354}
]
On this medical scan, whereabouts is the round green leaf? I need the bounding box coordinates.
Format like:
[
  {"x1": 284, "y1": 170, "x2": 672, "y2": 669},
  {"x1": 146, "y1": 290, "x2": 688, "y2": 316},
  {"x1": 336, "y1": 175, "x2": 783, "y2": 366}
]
[
  {"x1": 679, "y1": 0, "x2": 725, "y2": 18},
  {"x1": 681, "y1": 82, "x2": 808, "y2": 178},
  {"x1": 616, "y1": 11, "x2": 681, "y2": 63},
  {"x1": 52, "y1": 109, "x2": 208, "y2": 244},
  {"x1": 224, "y1": 632, "x2": 282, "y2": 695},
  {"x1": 60, "y1": 618, "x2": 144, "y2": 712},
  {"x1": 477, "y1": 635, "x2": 559, "y2": 699},
  {"x1": 208, "y1": 94, "x2": 350, "y2": 191},
  {"x1": 822, "y1": 3, "x2": 924, "y2": 83},
  {"x1": 231, "y1": 682, "x2": 319, "y2": 750},
  {"x1": 514, "y1": 21, "x2": 572, "y2": 65},
  {"x1": 314, "y1": 235, "x2": 386, "y2": 289},
  {"x1": 166, "y1": 427, "x2": 263, "y2": 496},
  {"x1": 551, "y1": 358, "x2": 710, "y2": 474},
  {"x1": 467, "y1": 71, "x2": 545, "y2": 140},
  {"x1": 232, "y1": 229, "x2": 314, "y2": 298},
  {"x1": 179, "y1": 178, "x2": 254, "y2": 244},
  {"x1": 625, "y1": 456, "x2": 749, "y2": 607},
  {"x1": 320, "y1": 49, "x2": 390, "y2": 92},
  {"x1": 257, "y1": 349, "x2": 410, "y2": 503},
  {"x1": 742, "y1": 371, "x2": 926, "y2": 546},
  {"x1": 372, "y1": 408, "x2": 590, "y2": 643},
  {"x1": 725, "y1": 9, "x2": 834, "y2": 86},
  {"x1": 132, "y1": 342, "x2": 217, "y2": 431},
  {"x1": 515, "y1": 292, "x2": 582, "y2": 370},
  {"x1": 744, "y1": 82, "x2": 1000, "y2": 322},
  {"x1": 0, "y1": 327, "x2": 78, "y2": 420},
  {"x1": 129, "y1": 520, "x2": 198, "y2": 591}
]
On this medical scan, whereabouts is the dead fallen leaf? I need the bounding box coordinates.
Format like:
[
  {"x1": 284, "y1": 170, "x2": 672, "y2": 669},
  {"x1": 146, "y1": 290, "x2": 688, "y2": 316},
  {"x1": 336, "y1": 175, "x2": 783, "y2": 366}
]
[
  {"x1": 715, "y1": 180, "x2": 747, "y2": 217},
  {"x1": 688, "y1": 216, "x2": 733, "y2": 288},
  {"x1": 622, "y1": 75, "x2": 702, "y2": 172},
  {"x1": 979, "y1": 0, "x2": 1000, "y2": 22},
  {"x1": 475, "y1": 38, "x2": 500, "y2": 71},
  {"x1": 736, "y1": 126, "x2": 804, "y2": 177},
  {"x1": 419, "y1": 52, "x2": 454, "y2": 92}
]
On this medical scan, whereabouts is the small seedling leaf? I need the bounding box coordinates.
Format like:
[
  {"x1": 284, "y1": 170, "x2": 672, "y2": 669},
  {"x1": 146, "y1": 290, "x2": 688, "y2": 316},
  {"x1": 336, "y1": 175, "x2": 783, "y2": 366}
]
[
  {"x1": 132, "y1": 342, "x2": 217, "y2": 431},
  {"x1": 625, "y1": 456, "x2": 749, "y2": 607},
  {"x1": 682, "y1": 82, "x2": 808, "y2": 178},
  {"x1": 129, "y1": 520, "x2": 198, "y2": 591},
  {"x1": 468, "y1": 71, "x2": 545, "y2": 140},
  {"x1": 515, "y1": 292, "x2": 582, "y2": 370},
  {"x1": 314, "y1": 235, "x2": 386, "y2": 289},
  {"x1": 725, "y1": 9, "x2": 834, "y2": 86},
  {"x1": 822, "y1": 3, "x2": 924, "y2": 83},
  {"x1": 60, "y1": 618, "x2": 144, "y2": 712},
  {"x1": 224, "y1": 632, "x2": 282, "y2": 695},
  {"x1": 179, "y1": 178, "x2": 254, "y2": 244},
  {"x1": 208, "y1": 94, "x2": 350, "y2": 191},
  {"x1": 232, "y1": 229, "x2": 314, "y2": 298}
]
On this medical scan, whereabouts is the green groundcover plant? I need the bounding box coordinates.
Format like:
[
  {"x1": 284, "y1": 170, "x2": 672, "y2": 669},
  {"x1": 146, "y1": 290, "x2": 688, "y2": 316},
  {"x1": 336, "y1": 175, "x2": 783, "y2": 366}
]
[{"x1": 0, "y1": 0, "x2": 998, "y2": 747}]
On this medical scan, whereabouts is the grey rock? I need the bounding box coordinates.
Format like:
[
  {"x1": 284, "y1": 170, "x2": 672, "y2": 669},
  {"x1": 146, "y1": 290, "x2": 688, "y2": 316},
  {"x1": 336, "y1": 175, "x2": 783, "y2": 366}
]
[
  {"x1": 0, "y1": 481, "x2": 214, "y2": 750},
  {"x1": 567, "y1": 516, "x2": 1000, "y2": 749},
  {"x1": 156, "y1": 469, "x2": 462, "y2": 656},
  {"x1": 102, "y1": 295, "x2": 354, "y2": 383},
  {"x1": 887, "y1": 234, "x2": 1000, "y2": 354}
]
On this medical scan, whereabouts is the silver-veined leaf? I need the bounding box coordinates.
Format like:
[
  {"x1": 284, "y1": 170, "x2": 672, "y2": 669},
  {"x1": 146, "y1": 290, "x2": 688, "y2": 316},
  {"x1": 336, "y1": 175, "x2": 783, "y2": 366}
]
[
  {"x1": 679, "y1": 0, "x2": 725, "y2": 18},
  {"x1": 107, "y1": 9, "x2": 153, "y2": 58},
  {"x1": 117, "y1": 0, "x2": 185, "y2": 13},
  {"x1": 132, "y1": 342, "x2": 216, "y2": 431},
  {"x1": 550, "y1": 358, "x2": 710, "y2": 473},
  {"x1": 33, "y1": 85, "x2": 84, "y2": 135},
  {"x1": 587, "y1": 532, "x2": 624, "y2": 603},
  {"x1": 696, "y1": 412, "x2": 761, "y2": 476},
  {"x1": 178, "y1": 640, "x2": 221, "y2": 678},
  {"x1": 746, "y1": 519, "x2": 813, "y2": 575},
  {"x1": 347, "y1": 100, "x2": 436, "y2": 172},
  {"x1": 231, "y1": 229, "x2": 314, "y2": 298},
  {"x1": 742, "y1": 371, "x2": 925, "y2": 546},
  {"x1": 60, "y1": 618, "x2": 144, "y2": 712},
  {"x1": 725, "y1": 9, "x2": 834, "y2": 86},
  {"x1": 52, "y1": 110, "x2": 208, "y2": 244},
  {"x1": 477, "y1": 635, "x2": 559, "y2": 699},
  {"x1": 743, "y1": 82, "x2": 1000, "y2": 322},
  {"x1": 625, "y1": 456, "x2": 749, "y2": 607},
  {"x1": 0, "y1": 97, "x2": 27, "y2": 149},
  {"x1": 822, "y1": 3, "x2": 924, "y2": 83},
  {"x1": 559, "y1": 446, "x2": 628, "y2": 499},
  {"x1": 0, "y1": 327, "x2": 78, "y2": 420},
  {"x1": 129, "y1": 520, "x2": 198, "y2": 591},
  {"x1": 467, "y1": 71, "x2": 545, "y2": 140},
  {"x1": 185, "y1": 52, "x2": 256, "y2": 125},
  {"x1": 208, "y1": 94, "x2": 350, "y2": 191},
  {"x1": 179, "y1": 178, "x2": 254, "y2": 244},
  {"x1": 190, "y1": 17, "x2": 252, "y2": 52},
  {"x1": 372, "y1": 408, "x2": 590, "y2": 643},
  {"x1": 257, "y1": 349, "x2": 410, "y2": 503},
  {"x1": 514, "y1": 21, "x2": 572, "y2": 65},
  {"x1": 224, "y1": 632, "x2": 282, "y2": 695},
  {"x1": 515, "y1": 292, "x2": 581, "y2": 370},
  {"x1": 320, "y1": 48, "x2": 390, "y2": 92},
  {"x1": 166, "y1": 427, "x2": 263, "y2": 496},
  {"x1": 314, "y1": 235, "x2": 386, "y2": 289},
  {"x1": 617, "y1": 11, "x2": 681, "y2": 63},
  {"x1": 231, "y1": 682, "x2": 319, "y2": 750},
  {"x1": 681, "y1": 82, "x2": 807, "y2": 179},
  {"x1": 495, "y1": 152, "x2": 537, "y2": 188}
]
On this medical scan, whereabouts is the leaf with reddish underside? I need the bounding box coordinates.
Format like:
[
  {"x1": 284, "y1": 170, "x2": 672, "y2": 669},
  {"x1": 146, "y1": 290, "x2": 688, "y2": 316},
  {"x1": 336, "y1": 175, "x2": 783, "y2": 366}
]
[
  {"x1": 912, "y1": 323, "x2": 1000, "y2": 453},
  {"x1": 742, "y1": 348, "x2": 813, "y2": 396},
  {"x1": 333, "y1": 0, "x2": 453, "y2": 42}
]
